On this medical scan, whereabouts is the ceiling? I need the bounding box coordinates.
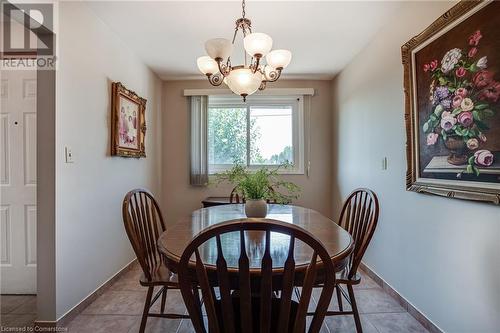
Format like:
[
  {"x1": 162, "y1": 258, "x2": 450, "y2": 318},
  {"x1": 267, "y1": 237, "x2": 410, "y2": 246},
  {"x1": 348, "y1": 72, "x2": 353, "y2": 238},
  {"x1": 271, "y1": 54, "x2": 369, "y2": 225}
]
[{"x1": 87, "y1": 1, "x2": 400, "y2": 80}]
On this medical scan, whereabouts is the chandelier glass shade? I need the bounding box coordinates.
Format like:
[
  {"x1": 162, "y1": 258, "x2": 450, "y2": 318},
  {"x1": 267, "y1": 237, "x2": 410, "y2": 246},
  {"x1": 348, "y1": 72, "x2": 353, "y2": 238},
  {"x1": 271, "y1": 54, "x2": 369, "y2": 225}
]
[{"x1": 196, "y1": 0, "x2": 291, "y2": 101}]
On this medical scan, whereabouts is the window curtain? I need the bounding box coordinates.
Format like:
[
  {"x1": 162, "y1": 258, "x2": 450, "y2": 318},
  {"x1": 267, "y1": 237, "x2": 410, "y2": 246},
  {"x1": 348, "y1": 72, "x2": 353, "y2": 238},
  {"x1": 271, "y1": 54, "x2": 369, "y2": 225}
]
[{"x1": 190, "y1": 96, "x2": 209, "y2": 186}]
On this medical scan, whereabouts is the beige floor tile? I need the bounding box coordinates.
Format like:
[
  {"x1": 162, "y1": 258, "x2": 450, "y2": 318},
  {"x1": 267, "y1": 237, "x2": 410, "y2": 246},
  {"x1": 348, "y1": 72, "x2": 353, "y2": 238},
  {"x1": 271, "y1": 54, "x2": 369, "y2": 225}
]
[
  {"x1": 306, "y1": 316, "x2": 330, "y2": 333},
  {"x1": 127, "y1": 317, "x2": 181, "y2": 333},
  {"x1": 324, "y1": 315, "x2": 378, "y2": 333},
  {"x1": 312, "y1": 287, "x2": 352, "y2": 312},
  {"x1": 355, "y1": 272, "x2": 381, "y2": 290},
  {"x1": 150, "y1": 289, "x2": 187, "y2": 315},
  {"x1": 130, "y1": 261, "x2": 142, "y2": 271},
  {"x1": 82, "y1": 291, "x2": 147, "y2": 315},
  {"x1": 0, "y1": 313, "x2": 36, "y2": 328},
  {"x1": 353, "y1": 288, "x2": 405, "y2": 314},
  {"x1": 109, "y1": 269, "x2": 144, "y2": 292},
  {"x1": 66, "y1": 314, "x2": 137, "y2": 333},
  {"x1": 10, "y1": 296, "x2": 37, "y2": 314},
  {"x1": 0, "y1": 295, "x2": 33, "y2": 314},
  {"x1": 177, "y1": 317, "x2": 207, "y2": 333},
  {"x1": 366, "y1": 312, "x2": 428, "y2": 333}
]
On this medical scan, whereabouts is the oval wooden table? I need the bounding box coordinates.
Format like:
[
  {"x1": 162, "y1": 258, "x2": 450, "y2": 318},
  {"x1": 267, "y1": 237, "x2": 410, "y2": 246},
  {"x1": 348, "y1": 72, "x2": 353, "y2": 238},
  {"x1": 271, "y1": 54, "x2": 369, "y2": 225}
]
[{"x1": 158, "y1": 204, "x2": 354, "y2": 286}]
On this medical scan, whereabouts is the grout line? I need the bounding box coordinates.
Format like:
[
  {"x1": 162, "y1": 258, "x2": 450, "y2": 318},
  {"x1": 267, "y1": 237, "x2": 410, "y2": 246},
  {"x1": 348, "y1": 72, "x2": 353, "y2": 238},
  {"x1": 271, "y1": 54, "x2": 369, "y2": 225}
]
[{"x1": 80, "y1": 312, "x2": 143, "y2": 316}]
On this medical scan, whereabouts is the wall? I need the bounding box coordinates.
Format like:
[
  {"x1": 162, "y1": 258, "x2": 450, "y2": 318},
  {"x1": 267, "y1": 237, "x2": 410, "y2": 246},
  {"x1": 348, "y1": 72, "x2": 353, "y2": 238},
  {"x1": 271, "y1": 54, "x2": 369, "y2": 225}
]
[
  {"x1": 162, "y1": 80, "x2": 333, "y2": 225},
  {"x1": 54, "y1": 2, "x2": 162, "y2": 319},
  {"x1": 332, "y1": 1, "x2": 500, "y2": 332}
]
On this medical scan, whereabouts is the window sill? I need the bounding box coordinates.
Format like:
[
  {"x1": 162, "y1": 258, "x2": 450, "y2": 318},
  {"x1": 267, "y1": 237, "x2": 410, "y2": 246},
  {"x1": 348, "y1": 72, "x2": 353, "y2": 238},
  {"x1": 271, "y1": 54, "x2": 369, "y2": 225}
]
[{"x1": 208, "y1": 166, "x2": 305, "y2": 176}]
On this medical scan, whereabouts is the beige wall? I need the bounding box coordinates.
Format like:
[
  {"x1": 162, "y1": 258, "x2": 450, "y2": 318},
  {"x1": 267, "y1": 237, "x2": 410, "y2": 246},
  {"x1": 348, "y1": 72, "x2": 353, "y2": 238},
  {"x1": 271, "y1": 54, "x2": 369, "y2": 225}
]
[
  {"x1": 332, "y1": 1, "x2": 500, "y2": 332},
  {"x1": 162, "y1": 80, "x2": 333, "y2": 225},
  {"x1": 55, "y1": 2, "x2": 163, "y2": 319}
]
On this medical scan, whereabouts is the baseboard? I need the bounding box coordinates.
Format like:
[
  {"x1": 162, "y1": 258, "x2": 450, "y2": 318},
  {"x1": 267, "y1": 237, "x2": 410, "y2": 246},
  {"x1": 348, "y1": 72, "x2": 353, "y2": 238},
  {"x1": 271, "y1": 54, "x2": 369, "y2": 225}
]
[
  {"x1": 359, "y1": 262, "x2": 444, "y2": 333},
  {"x1": 34, "y1": 258, "x2": 138, "y2": 328}
]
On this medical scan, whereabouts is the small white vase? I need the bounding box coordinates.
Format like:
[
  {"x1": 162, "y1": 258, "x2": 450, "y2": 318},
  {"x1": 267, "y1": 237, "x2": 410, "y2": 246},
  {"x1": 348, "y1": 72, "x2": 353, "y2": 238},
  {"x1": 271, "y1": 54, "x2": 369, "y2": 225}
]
[{"x1": 244, "y1": 199, "x2": 268, "y2": 218}]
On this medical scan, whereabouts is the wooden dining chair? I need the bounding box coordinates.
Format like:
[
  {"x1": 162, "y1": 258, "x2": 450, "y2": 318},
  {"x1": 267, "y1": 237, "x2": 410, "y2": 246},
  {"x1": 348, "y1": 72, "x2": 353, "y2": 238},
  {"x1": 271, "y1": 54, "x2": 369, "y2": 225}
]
[
  {"x1": 230, "y1": 186, "x2": 280, "y2": 204},
  {"x1": 229, "y1": 186, "x2": 245, "y2": 203},
  {"x1": 321, "y1": 188, "x2": 379, "y2": 333},
  {"x1": 122, "y1": 189, "x2": 189, "y2": 333},
  {"x1": 177, "y1": 218, "x2": 336, "y2": 333}
]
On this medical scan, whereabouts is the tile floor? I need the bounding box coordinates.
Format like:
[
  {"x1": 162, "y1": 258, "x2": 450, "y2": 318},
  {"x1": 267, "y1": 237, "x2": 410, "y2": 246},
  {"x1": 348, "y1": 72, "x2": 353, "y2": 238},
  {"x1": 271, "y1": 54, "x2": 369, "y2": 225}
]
[
  {"x1": 0, "y1": 294, "x2": 37, "y2": 329},
  {"x1": 1, "y1": 262, "x2": 428, "y2": 332}
]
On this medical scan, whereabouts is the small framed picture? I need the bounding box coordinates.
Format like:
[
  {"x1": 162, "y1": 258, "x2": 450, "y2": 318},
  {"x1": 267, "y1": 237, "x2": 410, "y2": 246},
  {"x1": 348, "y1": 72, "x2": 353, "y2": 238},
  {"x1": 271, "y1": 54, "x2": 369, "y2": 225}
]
[{"x1": 111, "y1": 82, "x2": 146, "y2": 158}]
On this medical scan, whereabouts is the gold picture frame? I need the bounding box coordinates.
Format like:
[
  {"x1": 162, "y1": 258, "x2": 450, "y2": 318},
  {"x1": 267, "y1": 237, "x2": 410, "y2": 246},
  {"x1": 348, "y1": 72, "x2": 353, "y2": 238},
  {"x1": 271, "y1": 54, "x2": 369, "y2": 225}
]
[
  {"x1": 402, "y1": 0, "x2": 500, "y2": 205},
  {"x1": 111, "y1": 82, "x2": 147, "y2": 158}
]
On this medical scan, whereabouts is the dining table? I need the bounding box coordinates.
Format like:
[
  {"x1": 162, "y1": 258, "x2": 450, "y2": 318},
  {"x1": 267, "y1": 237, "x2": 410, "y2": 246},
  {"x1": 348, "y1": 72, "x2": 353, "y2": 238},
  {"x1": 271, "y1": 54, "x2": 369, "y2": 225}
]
[{"x1": 157, "y1": 204, "x2": 354, "y2": 287}]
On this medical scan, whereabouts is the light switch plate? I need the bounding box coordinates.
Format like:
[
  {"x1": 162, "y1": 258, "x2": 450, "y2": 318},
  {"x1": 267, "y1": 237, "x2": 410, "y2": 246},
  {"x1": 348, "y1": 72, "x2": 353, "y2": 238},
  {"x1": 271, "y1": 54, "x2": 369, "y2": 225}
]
[
  {"x1": 382, "y1": 157, "x2": 388, "y2": 170},
  {"x1": 65, "y1": 147, "x2": 74, "y2": 163}
]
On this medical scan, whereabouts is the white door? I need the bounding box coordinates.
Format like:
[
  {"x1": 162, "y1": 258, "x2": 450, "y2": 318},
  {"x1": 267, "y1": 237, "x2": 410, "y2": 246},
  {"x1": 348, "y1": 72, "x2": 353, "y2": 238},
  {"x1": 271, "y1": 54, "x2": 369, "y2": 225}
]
[{"x1": 0, "y1": 69, "x2": 37, "y2": 294}]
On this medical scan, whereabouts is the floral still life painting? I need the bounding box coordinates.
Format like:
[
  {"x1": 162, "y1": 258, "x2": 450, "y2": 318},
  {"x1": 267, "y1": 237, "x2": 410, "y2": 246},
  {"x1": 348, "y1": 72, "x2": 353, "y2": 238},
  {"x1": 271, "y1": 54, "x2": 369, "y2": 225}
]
[
  {"x1": 403, "y1": 1, "x2": 500, "y2": 204},
  {"x1": 111, "y1": 82, "x2": 147, "y2": 158}
]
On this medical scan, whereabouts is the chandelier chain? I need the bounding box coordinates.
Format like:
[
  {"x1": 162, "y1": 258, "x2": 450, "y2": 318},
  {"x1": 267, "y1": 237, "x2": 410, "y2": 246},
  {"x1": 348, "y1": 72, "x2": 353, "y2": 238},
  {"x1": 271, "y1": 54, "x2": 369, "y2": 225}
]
[{"x1": 242, "y1": 0, "x2": 246, "y2": 18}]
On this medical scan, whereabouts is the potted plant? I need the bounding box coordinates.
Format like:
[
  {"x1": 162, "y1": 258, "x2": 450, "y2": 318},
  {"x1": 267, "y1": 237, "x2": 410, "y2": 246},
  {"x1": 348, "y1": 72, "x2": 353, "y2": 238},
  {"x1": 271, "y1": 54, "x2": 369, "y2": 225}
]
[{"x1": 213, "y1": 164, "x2": 300, "y2": 218}]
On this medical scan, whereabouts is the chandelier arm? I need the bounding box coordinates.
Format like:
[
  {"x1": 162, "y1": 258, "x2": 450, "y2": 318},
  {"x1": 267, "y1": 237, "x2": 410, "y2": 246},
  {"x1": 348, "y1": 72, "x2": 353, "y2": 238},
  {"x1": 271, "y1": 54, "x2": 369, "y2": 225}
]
[
  {"x1": 216, "y1": 59, "x2": 231, "y2": 77},
  {"x1": 266, "y1": 68, "x2": 282, "y2": 82},
  {"x1": 206, "y1": 74, "x2": 224, "y2": 86},
  {"x1": 259, "y1": 81, "x2": 267, "y2": 91},
  {"x1": 231, "y1": 26, "x2": 239, "y2": 44},
  {"x1": 252, "y1": 57, "x2": 261, "y2": 74}
]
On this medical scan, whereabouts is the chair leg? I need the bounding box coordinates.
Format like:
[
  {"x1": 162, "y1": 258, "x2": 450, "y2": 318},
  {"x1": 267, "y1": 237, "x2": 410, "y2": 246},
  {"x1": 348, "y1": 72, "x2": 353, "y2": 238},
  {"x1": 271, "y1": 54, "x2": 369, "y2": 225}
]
[
  {"x1": 160, "y1": 287, "x2": 168, "y2": 314},
  {"x1": 140, "y1": 286, "x2": 154, "y2": 333},
  {"x1": 336, "y1": 285, "x2": 343, "y2": 311},
  {"x1": 347, "y1": 284, "x2": 362, "y2": 333}
]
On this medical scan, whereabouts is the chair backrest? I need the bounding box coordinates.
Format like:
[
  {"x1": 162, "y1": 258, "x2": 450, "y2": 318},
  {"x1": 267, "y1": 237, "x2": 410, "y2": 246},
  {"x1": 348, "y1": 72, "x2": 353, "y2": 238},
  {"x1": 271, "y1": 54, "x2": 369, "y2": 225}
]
[
  {"x1": 178, "y1": 219, "x2": 335, "y2": 333},
  {"x1": 122, "y1": 189, "x2": 166, "y2": 281},
  {"x1": 229, "y1": 187, "x2": 245, "y2": 203},
  {"x1": 230, "y1": 186, "x2": 280, "y2": 204},
  {"x1": 266, "y1": 186, "x2": 278, "y2": 204},
  {"x1": 338, "y1": 188, "x2": 379, "y2": 279}
]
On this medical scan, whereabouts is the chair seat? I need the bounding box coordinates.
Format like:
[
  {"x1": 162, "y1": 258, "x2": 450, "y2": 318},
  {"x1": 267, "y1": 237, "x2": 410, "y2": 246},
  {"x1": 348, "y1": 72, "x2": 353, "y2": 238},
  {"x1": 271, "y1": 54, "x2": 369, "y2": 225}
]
[
  {"x1": 139, "y1": 263, "x2": 178, "y2": 287},
  {"x1": 313, "y1": 267, "x2": 361, "y2": 288}
]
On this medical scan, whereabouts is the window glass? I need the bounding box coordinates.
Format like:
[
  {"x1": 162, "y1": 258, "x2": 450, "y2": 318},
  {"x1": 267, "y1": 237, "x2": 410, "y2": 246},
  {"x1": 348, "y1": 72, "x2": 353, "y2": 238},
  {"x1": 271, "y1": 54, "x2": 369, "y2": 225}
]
[
  {"x1": 208, "y1": 107, "x2": 247, "y2": 165},
  {"x1": 249, "y1": 106, "x2": 293, "y2": 165}
]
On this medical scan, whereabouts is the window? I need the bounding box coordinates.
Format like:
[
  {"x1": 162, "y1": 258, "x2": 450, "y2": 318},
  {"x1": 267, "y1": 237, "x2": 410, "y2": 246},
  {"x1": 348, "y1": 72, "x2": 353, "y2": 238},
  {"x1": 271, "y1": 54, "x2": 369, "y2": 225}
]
[{"x1": 207, "y1": 95, "x2": 304, "y2": 174}]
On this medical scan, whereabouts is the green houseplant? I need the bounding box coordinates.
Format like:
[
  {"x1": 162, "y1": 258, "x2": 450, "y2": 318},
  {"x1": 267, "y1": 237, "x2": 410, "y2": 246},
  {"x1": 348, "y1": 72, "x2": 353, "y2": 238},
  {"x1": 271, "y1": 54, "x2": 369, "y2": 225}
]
[{"x1": 213, "y1": 164, "x2": 300, "y2": 218}]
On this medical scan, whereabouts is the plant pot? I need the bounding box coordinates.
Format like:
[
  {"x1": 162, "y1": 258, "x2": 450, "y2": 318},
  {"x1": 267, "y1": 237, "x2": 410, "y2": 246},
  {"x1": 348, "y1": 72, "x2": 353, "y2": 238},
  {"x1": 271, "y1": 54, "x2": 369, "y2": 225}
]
[
  {"x1": 444, "y1": 135, "x2": 468, "y2": 165},
  {"x1": 244, "y1": 199, "x2": 268, "y2": 218}
]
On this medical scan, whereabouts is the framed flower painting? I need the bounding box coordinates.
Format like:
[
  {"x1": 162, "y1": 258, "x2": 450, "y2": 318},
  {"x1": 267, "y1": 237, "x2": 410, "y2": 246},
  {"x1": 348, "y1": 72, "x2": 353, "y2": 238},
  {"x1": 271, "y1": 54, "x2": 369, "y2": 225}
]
[
  {"x1": 111, "y1": 82, "x2": 147, "y2": 158},
  {"x1": 403, "y1": 1, "x2": 500, "y2": 204}
]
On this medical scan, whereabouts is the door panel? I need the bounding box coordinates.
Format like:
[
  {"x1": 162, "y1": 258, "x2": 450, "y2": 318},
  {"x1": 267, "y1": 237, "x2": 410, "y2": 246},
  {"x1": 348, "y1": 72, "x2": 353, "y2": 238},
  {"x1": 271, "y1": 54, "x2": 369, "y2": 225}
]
[
  {"x1": 24, "y1": 205, "x2": 36, "y2": 266},
  {"x1": 0, "y1": 205, "x2": 11, "y2": 265},
  {"x1": 0, "y1": 70, "x2": 37, "y2": 294},
  {"x1": 0, "y1": 114, "x2": 9, "y2": 185},
  {"x1": 23, "y1": 113, "x2": 36, "y2": 186}
]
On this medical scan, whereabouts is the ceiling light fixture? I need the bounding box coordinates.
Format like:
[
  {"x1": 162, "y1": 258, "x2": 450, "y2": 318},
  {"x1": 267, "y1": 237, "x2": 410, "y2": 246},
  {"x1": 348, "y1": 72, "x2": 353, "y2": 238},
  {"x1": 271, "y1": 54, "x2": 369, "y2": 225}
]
[{"x1": 196, "y1": 0, "x2": 292, "y2": 101}]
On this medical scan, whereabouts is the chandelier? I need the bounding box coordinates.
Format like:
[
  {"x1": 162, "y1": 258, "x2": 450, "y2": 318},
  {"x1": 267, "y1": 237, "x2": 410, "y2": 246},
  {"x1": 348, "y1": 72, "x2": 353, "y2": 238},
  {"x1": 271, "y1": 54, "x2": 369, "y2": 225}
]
[{"x1": 196, "y1": 0, "x2": 292, "y2": 101}]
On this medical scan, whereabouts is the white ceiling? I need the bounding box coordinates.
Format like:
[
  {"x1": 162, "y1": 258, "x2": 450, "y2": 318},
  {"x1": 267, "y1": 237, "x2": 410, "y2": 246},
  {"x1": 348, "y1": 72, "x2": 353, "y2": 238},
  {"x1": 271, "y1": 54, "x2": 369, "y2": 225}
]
[{"x1": 87, "y1": 1, "x2": 400, "y2": 80}]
